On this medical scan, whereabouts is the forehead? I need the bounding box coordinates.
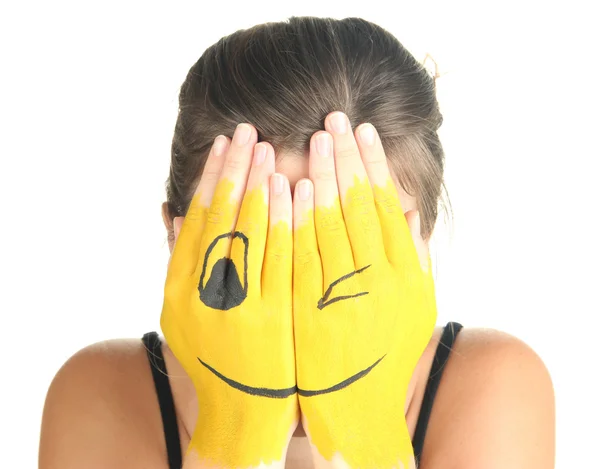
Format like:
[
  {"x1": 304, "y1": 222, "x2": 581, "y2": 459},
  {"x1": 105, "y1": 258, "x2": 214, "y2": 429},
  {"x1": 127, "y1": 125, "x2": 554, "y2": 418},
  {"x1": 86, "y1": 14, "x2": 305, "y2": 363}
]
[{"x1": 275, "y1": 153, "x2": 309, "y2": 191}]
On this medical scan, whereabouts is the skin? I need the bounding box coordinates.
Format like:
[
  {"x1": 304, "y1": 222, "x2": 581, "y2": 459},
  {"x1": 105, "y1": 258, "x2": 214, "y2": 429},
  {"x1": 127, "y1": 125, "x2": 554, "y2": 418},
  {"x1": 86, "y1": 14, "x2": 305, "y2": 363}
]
[{"x1": 39, "y1": 113, "x2": 556, "y2": 469}]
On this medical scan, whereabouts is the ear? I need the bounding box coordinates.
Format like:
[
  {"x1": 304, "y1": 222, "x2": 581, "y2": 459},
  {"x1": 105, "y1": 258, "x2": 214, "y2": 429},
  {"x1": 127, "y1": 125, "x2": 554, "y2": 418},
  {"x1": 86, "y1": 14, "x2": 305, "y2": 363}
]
[
  {"x1": 161, "y1": 202, "x2": 173, "y2": 232},
  {"x1": 161, "y1": 202, "x2": 185, "y2": 252}
]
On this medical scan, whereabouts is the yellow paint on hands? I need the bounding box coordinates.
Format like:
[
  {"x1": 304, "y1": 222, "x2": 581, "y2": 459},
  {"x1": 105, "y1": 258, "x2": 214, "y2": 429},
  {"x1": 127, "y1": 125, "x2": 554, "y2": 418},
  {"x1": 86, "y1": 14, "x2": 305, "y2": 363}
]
[
  {"x1": 294, "y1": 176, "x2": 437, "y2": 469},
  {"x1": 161, "y1": 179, "x2": 297, "y2": 469}
]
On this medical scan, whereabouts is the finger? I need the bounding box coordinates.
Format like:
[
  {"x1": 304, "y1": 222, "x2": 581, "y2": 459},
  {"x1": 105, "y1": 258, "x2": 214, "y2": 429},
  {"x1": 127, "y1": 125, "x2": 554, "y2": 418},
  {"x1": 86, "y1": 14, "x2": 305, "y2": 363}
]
[
  {"x1": 195, "y1": 123, "x2": 257, "y2": 310},
  {"x1": 292, "y1": 178, "x2": 321, "y2": 305},
  {"x1": 262, "y1": 173, "x2": 293, "y2": 301},
  {"x1": 357, "y1": 124, "x2": 418, "y2": 269},
  {"x1": 324, "y1": 112, "x2": 386, "y2": 268},
  {"x1": 230, "y1": 142, "x2": 274, "y2": 299},
  {"x1": 309, "y1": 131, "x2": 355, "y2": 289},
  {"x1": 170, "y1": 135, "x2": 229, "y2": 279}
]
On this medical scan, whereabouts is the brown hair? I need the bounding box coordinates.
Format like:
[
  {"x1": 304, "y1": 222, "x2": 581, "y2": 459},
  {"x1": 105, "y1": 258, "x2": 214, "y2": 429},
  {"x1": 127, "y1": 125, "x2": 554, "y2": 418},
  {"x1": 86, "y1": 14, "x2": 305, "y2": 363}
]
[{"x1": 166, "y1": 16, "x2": 451, "y2": 241}]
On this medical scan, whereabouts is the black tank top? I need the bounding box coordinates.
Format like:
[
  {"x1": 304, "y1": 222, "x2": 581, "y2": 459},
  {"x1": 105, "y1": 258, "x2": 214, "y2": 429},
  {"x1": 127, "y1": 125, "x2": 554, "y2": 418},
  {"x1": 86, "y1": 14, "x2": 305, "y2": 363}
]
[{"x1": 142, "y1": 321, "x2": 463, "y2": 469}]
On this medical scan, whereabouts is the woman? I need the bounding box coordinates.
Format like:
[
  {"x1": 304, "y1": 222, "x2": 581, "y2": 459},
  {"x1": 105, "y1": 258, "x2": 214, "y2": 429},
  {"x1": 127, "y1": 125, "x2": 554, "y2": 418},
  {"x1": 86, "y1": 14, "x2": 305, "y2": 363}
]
[{"x1": 39, "y1": 16, "x2": 555, "y2": 469}]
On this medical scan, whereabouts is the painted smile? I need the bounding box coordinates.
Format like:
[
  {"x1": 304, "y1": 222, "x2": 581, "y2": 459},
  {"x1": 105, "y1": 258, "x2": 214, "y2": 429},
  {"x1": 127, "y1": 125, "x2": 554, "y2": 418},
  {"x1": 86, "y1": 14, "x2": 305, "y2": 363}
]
[{"x1": 197, "y1": 355, "x2": 386, "y2": 398}]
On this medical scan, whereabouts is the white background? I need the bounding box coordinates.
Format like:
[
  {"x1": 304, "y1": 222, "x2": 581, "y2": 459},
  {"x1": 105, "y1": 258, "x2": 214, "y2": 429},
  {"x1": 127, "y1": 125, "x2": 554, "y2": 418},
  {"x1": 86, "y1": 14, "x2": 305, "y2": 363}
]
[{"x1": 1, "y1": 1, "x2": 598, "y2": 467}]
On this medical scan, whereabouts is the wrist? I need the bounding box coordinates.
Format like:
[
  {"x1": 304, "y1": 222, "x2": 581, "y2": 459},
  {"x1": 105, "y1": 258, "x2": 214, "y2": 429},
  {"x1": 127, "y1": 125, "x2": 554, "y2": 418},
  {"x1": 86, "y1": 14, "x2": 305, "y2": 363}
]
[
  {"x1": 190, "y1": 396, "x2": 298, "y2": 469},
  {"x1": 299, "y1": 373, "x2": 414, "y2": 469}
]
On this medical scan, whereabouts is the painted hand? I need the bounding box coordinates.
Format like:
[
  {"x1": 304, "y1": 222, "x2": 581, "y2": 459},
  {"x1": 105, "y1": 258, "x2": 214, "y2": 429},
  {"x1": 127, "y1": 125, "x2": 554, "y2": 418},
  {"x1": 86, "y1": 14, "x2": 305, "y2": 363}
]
[
  {"x1": 161, "y1": 124, "x2": 298, "y2": 469},
  {"x1": 293, "y1": 113, "x2": 437, "y2": 469}
]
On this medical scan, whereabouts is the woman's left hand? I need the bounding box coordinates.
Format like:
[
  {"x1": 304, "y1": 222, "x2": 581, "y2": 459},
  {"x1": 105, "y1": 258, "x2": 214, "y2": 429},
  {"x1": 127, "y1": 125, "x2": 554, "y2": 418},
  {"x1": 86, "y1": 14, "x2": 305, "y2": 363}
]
[{"x1": 293, "y1": 112, "x2": 437, "y2": 469}]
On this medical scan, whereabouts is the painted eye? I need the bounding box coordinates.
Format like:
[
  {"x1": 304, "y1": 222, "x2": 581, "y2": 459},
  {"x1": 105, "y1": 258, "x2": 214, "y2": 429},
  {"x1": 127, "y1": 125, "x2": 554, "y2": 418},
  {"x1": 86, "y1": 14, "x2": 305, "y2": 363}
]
[
  {"x1": 317, "y1": 264, "x2": 371, "y2": 310},
  {"x1": 198, "y1": 231, "x2": 249, "y2": 310}
]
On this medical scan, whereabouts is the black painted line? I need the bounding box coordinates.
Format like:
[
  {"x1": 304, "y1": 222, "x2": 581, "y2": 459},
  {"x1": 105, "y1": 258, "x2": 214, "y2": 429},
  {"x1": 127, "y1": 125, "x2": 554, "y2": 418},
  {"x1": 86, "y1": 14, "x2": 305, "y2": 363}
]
[
  {"x1": 297, "y1": 355, "x2": 386, "y2": 397},
  {"x1": 198, "y1": 358, "x2": 297, "y2": 399},
  {"x1": 317, "y1": 291, "x2": 369, "y2": 310},
  {"x1": 317, "y1": 264, "x2": 372, "y2": 310}
]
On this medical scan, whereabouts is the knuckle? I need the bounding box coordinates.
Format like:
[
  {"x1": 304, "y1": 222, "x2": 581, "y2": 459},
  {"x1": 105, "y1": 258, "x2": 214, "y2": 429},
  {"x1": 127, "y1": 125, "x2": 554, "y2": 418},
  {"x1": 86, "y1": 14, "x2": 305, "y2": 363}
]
[
  {"x1": 314, "y1": 169, "x2": 337, "y2": 181},
  {"x1": 363, "y1": 154, "x2": 387, "y2": 167},
  {"x1": 375, "y1": 193, "x2": 400, "y2": 214},
  {"x1": 267, "y1": 250, "x2": 285, "y2": 265},
  {"x1": 266, "y1": 240, "x2": 289, "y2": 264},
  {"x1": 360, "y1": 214, "x2": 377, "y2": 233},
  {"x1": 334, "y1": 145, "x2": 358, "y2": 160},
  {"x1": 347, "y1": 192, "x2": 377, "y2": 222},
  {"x1": 348, "y1": 191, "x2": 371, "y2": 209},
  {"x1": 207, "y1": 202, "x2": 224, "y2": 224},
  {"x1": 236, "y1": 218, "x2": 255, "y2": 236},
  {"x1": 238, "y1": 215, "x2": 266, "y2": 237},
  {"x1": 201, "y1": 167, "x2": 221, "y2": 183},
  {"x1": 185, "y1": 204, "x2": 206, "y2": 221},
  {"x1": 349, "y1": 212, "x2": 377, "y2": 236},
  {"x1": 223, "y1": 153, "x2": 246, "y2": 171},
  {"x1": 294, "y1": 212, "x2": 313, "y2": 229},
  {"x1": 270, "y1": 203, "x2": 289, "y2": 222},
  {"x1": 295, "y1": 251, "x2": 318, "y2": 269},
  {"x1": 318, "y1": 213, "x2": 344, "y2": 232}
]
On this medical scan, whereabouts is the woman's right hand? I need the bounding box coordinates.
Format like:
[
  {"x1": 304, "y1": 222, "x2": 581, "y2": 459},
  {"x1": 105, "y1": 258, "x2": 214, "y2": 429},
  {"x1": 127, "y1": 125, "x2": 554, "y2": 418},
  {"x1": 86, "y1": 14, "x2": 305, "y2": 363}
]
[{"x1": 160, "y1": 123, "x2": 298, "y2": 469}]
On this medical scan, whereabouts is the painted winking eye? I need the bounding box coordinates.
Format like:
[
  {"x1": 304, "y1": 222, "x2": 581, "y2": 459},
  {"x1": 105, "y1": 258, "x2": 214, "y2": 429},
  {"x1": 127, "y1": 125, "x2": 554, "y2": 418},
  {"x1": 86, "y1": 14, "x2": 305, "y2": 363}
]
[{"x1": 317, "y1": 264, "x2": 371, "y2": 309}]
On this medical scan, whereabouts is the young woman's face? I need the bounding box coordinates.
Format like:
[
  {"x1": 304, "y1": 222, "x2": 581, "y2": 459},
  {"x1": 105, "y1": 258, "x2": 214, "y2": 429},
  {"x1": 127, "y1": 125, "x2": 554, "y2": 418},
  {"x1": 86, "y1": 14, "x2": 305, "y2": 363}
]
[{"x1": 164, "y1": 153, "x2": 419, "y2": 252}]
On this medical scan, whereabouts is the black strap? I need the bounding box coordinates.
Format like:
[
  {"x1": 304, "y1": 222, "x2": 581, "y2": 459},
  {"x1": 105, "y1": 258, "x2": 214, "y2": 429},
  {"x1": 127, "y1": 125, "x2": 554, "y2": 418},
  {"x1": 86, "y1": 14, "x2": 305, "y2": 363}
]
[
  {"x1": 412, "y1": 321, "x2": 464, "y2": 466},
  {"x1": 142, "y1": 332, "x2": 183, "y2": 469}
]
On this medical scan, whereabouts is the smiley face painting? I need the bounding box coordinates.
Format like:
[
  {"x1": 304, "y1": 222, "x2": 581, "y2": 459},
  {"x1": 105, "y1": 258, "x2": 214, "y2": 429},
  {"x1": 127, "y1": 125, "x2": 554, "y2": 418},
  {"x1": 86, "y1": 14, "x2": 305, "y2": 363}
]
[
  {"x1": 197, "y1": 249, "x2": 380, "y2": 401},
  {"x1": 190, "y1": 219, "x2": 385, "y2": 405},
  {"x1": 161, "y1": 118, "x2": 436, "y2": 469},
  {"x1": 162, "y1": 179, "x2": 432, "y2": 469}
]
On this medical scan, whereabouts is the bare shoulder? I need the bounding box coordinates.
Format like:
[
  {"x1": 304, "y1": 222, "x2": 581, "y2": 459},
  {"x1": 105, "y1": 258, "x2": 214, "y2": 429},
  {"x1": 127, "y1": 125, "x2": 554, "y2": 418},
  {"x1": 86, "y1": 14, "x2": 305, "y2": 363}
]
[
  {"x1": 419, "y1": 327, "x2": 555, "y2": 469},
  {"x1": 39, "y1": 338, "x2": 170, "y2": 469}
]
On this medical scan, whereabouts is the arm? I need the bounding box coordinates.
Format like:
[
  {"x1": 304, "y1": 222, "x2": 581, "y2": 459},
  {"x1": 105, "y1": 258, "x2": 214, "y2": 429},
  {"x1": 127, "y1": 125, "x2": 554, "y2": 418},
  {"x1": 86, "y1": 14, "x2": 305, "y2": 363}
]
[{"x1": 419, "y1": 328, "x2": 555, "y2": 469}]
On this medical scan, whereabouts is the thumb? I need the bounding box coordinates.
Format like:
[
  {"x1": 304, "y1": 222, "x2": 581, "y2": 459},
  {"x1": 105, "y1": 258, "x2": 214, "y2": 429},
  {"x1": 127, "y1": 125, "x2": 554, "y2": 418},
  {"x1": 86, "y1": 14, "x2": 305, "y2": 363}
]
[{"x1": 405, "y1": 210, "x2": 431, "y2": 274}]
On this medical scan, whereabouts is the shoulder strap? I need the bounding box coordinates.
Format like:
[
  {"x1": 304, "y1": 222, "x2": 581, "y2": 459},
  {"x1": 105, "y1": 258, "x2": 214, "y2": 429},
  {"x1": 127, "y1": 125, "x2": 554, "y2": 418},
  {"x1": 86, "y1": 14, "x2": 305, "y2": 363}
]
[
  {"x1": 412, "y1": 322, "x2": 464, "y2": 465},
  {"x1": 142, "y1": 332, "x2": 183, "y2": 469}
]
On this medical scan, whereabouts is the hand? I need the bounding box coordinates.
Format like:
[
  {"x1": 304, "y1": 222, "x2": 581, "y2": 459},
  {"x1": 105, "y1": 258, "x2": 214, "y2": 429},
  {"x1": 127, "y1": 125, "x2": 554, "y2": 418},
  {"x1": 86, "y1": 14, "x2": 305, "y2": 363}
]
[
  {"x1": 293, "y1": 112, "x2": 436, "y2": 469},
  {"x1": 161, "y1": 124, "x2": 298, "y2": 469}
]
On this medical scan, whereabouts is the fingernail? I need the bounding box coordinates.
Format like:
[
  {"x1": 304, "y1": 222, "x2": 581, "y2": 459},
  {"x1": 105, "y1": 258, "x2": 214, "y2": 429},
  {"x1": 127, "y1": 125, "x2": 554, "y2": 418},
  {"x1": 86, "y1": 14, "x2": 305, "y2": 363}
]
[
  {"x1": 298, "y1": 180, "x2": 311, "y2": 201},
  {"x1": 253, "y1": 144, "x2": 266, "y2": 166},
  {"x1": 233, "y1": 123, "x2": 252, "y2": 146},
  {"x1": 359, "y1": 124, "x2": 375, "y2": 146},
  {"x1": 330, "y1": 112, "x2": 348, "y2": 134},
  {"x1": 213, "y1": 135, "x2": 227, "y2": 157},
  {"x1": 272, "y1": 173, "x2": 284, "y2": 195},
  {"x1": 316, "y1": 133, "x2": 331, "y2": 157}
]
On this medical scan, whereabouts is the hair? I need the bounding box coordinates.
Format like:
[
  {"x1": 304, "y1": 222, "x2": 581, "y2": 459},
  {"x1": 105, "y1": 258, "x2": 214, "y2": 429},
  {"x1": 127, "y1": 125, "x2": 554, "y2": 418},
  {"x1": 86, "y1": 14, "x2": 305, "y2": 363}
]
[{"x1": 166, "y1": 16, "x2": 451, "y2": 242}]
